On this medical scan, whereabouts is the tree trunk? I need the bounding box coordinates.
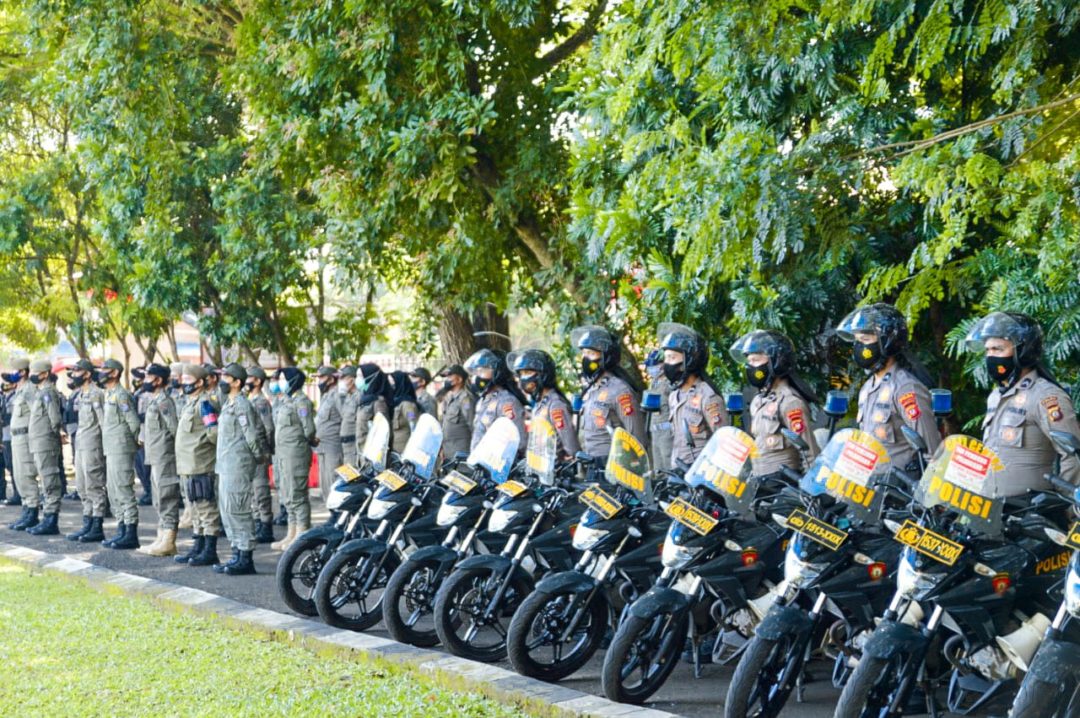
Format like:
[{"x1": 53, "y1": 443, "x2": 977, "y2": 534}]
[{"x1": 438, "y1": 307, "x2": 476, "y2": 364}]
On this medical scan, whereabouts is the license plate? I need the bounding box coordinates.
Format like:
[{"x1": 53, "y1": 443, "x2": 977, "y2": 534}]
[
  {"x1": 440, "y1": 470, "x2": 477, "y2": 496},
  {"x1": 1068, "y1": 522, "x2": 1080, "y2": 550},
  {"x1": 672, "y1": 572, "x2": 698, "y2": 596},
  {"x1": 497, "y1": 480, "x2": 528, "y2": 498},
  {"x1": 335, "y1": 464, "x2": 362, "y2": 482},
  {"x1": 579, "y1": 484, "x2": 622, "y2": 520},
  {"x1": 376, "y1": 470, "x2": 407, "y2": 491},
  {"x1": 664, "y1": 497, "x2": 718, "y2": 536},
  {"x1": 786, "y1": 509, "x2": 848, "y2": 551},
  {"x1": 893, "y1": 519, "x2": 964, "y2": 566}
]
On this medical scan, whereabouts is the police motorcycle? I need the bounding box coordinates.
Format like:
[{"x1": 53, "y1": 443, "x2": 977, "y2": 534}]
[
  {"x1": 313, "y1": 414, "x2": 448, "y2": 631},
  {"x1": 1008, "y1": 430, "x2": 1080, "y2": 718},
  {"x1": 506, "y1": 425, "x2": 668, "y2": 682},
  {"x1": 600, "y1": 426, "x2": 789, "y2": 705},
  {"x1": 835, "y1": 435, "x2": 1072, "y2": 717},
  {"x1": 275, "y1": 413, "x2": 392, "y2": 616},
  {"x1": 381, "y1": 417, "x2": 521, "y2": 647},
  {"x1": 432, "y1": 419, "x2": 584, "y2": 663},
  {"x1": 725, "y1": 428, "x2": 908, "y2": 718}
]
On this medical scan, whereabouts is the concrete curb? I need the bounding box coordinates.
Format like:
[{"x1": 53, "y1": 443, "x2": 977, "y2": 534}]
[{"x1": 0, "y1": 542, "x2": 681, "y2": 718}]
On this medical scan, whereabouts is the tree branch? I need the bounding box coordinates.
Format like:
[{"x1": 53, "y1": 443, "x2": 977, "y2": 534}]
[{"x1": 533, "y1": 0, "x2": 608, "y2": 77}]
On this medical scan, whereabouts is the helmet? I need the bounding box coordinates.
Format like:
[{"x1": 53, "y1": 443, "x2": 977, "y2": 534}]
[
  {"x1": 464, "y1": 348, "x2": 511, "y2": 387},
  {"x1": 571, "y1": 325, "x2": 620, "y2": 371},
  {"x1": 658, "y1": 323, "x2": 708, "y2": 375},
  {"x1": 964, "y1": 312, "x2": 1044, "y2": 368},
  {"x1": 729, "y1": 330, "x2": 796, "y2": 376},
  {"x1": 508, "y1": 349, "x2": 557, "y2": 388},
  {"x1": 835, "y1": 303, "x2": 908, "y2": 356}
]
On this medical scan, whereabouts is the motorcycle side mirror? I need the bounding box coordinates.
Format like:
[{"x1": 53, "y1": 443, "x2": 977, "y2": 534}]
[
  {"x1": 782, "y1": 428, "x2": 809, "y2": 453},
  {"x1": 1050, "y1": 430, "x2": 1080, "y2": 457}
]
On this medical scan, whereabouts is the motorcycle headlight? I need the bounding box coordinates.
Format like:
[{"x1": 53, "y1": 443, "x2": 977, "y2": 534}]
[
  {"x1": 326, "y1": 487, "x2": 351, "y2": 511},
  {"x1": 436, "y1": 500, "x2": 470, "y2": 527},
  {"x1": 487, "y1": 507, "x2": 517, "y2": 533},
  {"x1": 784, "y1": 546, "x2": 828, "y2": 588},
  {"x1": 1066, "y1": 564, "x2": 1080, "y2": 617},
  {"x1": 366, "y1": 496, "x2": 396, "y2": 520},
  {"x1": 896, "y1": 549, "x2": 945, "y2": 600},
  {"x1": 662, "y1": 540, "x2": 702, "y2": 569},
  {"x1": 573, "y1": 524, "x2": 609, "y2": 551}
]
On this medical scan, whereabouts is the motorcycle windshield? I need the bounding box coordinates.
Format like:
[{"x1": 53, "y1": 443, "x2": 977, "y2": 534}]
[
  {"x1": 400, "y1": 414, "x2": 443, "y2": 479},
  {"x1": 915, "y1": 435, "x2": 1006, "y2": 538},
  {"x1": 606, "y1": 428, "x2": 652, "y2": 503},
  {"x1": 800, "y1": 429, "x2": 892, "y2": 524},
  {"x1": 526, "y1": 418, "x2": 557, "y2": 486},
  {"x1": 683, "y1": 426, "x2": 760, "y2": 515},
  {"x1": 466, "y1": 417, "x2": 521, "y2": 484},
  {"x1": 361, "y1": 413, "x2": 391, "y2": 471}
]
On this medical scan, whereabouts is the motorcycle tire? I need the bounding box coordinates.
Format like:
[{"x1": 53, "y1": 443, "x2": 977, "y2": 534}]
[{"x1": 506, "y1": 585, "x2": 608, "y2": 681}]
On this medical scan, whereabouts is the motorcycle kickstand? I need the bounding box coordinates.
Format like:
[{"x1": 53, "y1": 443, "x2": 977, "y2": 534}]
[
  {"x1": 924, "y1": 680, "x2": 940, "y2": 718},
  {"x1": 692, "y1": 639, "x2": 702, "y2": 679}
]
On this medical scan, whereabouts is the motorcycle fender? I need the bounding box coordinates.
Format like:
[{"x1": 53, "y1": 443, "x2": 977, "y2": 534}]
[
  {"x1": 863, "y1": 620, "x2": 928, "y2": 660},
  {"x1": 629, "y1": 587, "x2": 690, "y2": 619},
  {"x1": 296, "y1": 524, "x2": 344, "y2": 544},
  {"x1": 535, "y1": 570, "x2": 598, "y2": 595},
  {"x1": 405, "y1": 544, "x2": 459, "y2": 567},
  {"x1": 1025, "y1": 638, "x2": 1080, "y2": 684},
  {"x1": 756, "y1": 604, "x2": 814, "y2": 642},
  {"x1": 335, "y1": 536, "x2": 391, "y2": 558},
  {"x1": 455, "y1": 553, "x2": 532, "y2": 585}
]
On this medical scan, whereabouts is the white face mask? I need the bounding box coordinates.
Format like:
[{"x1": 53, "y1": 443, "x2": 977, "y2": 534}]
[{"x1": 337, "y1": 383, "x2": 349, "y2": 395}]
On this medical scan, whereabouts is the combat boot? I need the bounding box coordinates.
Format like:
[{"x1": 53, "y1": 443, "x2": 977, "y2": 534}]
[
  {"x1": 273, "y1": 505, "x2": 288, "y2": 526},
  {"x1": 223, "y1": 550, "x2": 256, "y2": 576},
  {"x1": 254, "y1": 520, "x2": 275, "y2": 544},
  {"x1": 101, "y1": 521, "x2": 126, "y2": 548},
  {"x1": 11, "y1": 506, "x2": 39, "y2": 531},
  {"x1": 27, "y1": 512, "x2": 59, "y2": 535},
  {"x1": 4, "y1": 492, "x2": 21, "y2": 507},
  {"x1": 213, "y1": 547, "x2": 239, "y2": 574},
  {"x1": 270, "y1": 523, "x2": 296, "y2": 551},
  {"x1": 79, "y1": 517, "x2": 105, "y2": 543},
  {"x1": 146, "y1": 529, "x2": 177, "y2": 557},
  {"x1": 110, "y1": 522, "x2": 140, "y2": 550},
  {"x1": 175, "y1": 534, "x2": 204, "y2": 564},
  {"x1": 188, "y1": 534, "x2": 218, "y2": 566},
  {"x1": 138, "y1": 528, "x2": 163, "y2": 555},
  {"x1": 66, "y1": 515, "x2": 92, "y2": 541}
]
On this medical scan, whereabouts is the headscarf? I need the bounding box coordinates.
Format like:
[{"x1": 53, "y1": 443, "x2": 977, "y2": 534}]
[
  {"x1": 358, "y1": 363, "x2": 393, "y2": 408},
  {"x1": 390, "y1": 370, "x2": 418, "y2": 408}
]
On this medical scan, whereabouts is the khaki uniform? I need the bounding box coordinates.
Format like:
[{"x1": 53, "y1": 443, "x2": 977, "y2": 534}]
[
  {"x1": 250, "y1": 391, "x2": 275, "y2": 523},
  {"x1": 647, "y1": 376, "x2": 675, "y2": 471},
  {"x1": 532, "y1": 392, "x2": 580, "y2": 458},
  {"x1": 417, "y1": 391, "x2": 438, "y2": 418},
  {"x1": 175, "y1": 392, "x2": 220, "y2": 536},
  {"x1": 749, "y1": 378, "x2": 820, "y2": 477},
  {"x1": 275, "y1": 392, "x2": 316, "y2": 525},
  {"x1": 144, "y1": 391, "x2": 180, "y2": 529},
  {"x1": 338, "y1": 389, "x2": 359, "y2": 467},
  {"x1": 983, "y1": 370, "x2": 1080, "y2": 494},
  {"x1": 670, "y1": 378, "x2": 726, "y2": 467},
  {"x1": 102, "y1": 385, "x2": 141, "y2": 525},
  {"x1": 392, "y1": 400, "x2": 420, "y2": 452},
  {"x1": 471, "y1": 388, "x2": 525, "y2": 452},
  {"x1": 29, "y1": 380, "x2": 63, "y2": 514},
  {"x1": 440, "y1": 388, "x2": 474, "y2": 459},
  {"x1": 73, "y1": 385, "x2": 108, "y2": 518},
  {"x1": 354, "y1": 398, "x2": 390, "y2": 463},
  {"x1": 9, "y1": 383, "x2": 38, "y2": 507},
  {"x1": 314, "y1": 391, "x2": 343, "y2": 502},
  {"x1": 856, "y1": 367, "x2": 940, "y2": 470},
  {"x1": 580, "y1": 374, "x2": 645, "y2": 459},
  {"x1": 217, "y1": 394, "x2": 265, "y2": 550}
]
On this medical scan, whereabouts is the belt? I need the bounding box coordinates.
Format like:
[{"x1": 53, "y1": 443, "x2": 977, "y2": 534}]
[
  {"x1": 11, "y1": 428, "x2": 28, "y2": 436},
  {"x1": 340, "y1": 435, "x2": 356, "y2": 443},
  {"x1": 654, "y1": 422, "x2": 673, "y2": 431}
]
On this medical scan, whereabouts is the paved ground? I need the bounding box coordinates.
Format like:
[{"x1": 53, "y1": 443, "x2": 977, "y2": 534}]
[{"x1": 0, "y1": 495, "x2": 851, "y2": 717}]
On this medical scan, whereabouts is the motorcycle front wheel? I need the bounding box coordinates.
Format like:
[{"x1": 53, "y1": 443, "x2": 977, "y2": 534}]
[{"x1": 600, "y1": 610, "x2": 688, "y2": 705}]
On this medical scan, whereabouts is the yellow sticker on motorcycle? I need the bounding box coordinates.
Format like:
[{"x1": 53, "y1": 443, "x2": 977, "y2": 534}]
[
  {"x1": 376, "y1": 470, "x2": 407, "y2": 491},
  {"x1": 664, "y1": 497, "x2": 718, "y2": 536},
  {"x1": 786, "y1": 509, "x2": 848, "y2": 551},
  {"x1": 496, "y1": 480, "x2": 528, "y2": 498},
  {"x1": 579, "y1": 484, "x2": 622, "y2": 520},
  {"x1": 335, "y1": 464, "x2": 362, "y2": 482},
  {"x1": 440, "y1": 470, "x2": 477, "y2": 496},
  {"x1": 1067, "y1": 521, "x2": 1080, "y2": 551},
  {"x1": 893, "y1": 519, "x2": 964, "y2": 566}
]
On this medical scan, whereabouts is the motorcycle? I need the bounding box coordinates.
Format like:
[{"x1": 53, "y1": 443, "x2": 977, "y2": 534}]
[
  {"x1": 313, "y1": 414, "x2": 448, "y2": 631},
  {"x1": 600, "y1": 426, "x2": 788, "y2": 705},
  {"x1": 275, "y1": 413, "x2": 391, "y2": 616}
]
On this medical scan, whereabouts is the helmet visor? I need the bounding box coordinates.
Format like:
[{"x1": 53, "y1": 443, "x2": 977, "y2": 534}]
[
  {"x1": 464, "y1": 349, "x2": 500, "y2": 373},
  {"x1": 658, "y1": 322, "x2": 698, "y2": 353},
  {"x1": 571, "y1": 325, "x2": 614, "y2": 353},
  {"x1": 729, "y1": 330, "x2": 780, "y2": 364},
  {"x1": 963, "y1": 312, "x2": 1026, "y2": 354},
  {"x1": 836, "y1": 307, "x2": 880, "y2": 342}
]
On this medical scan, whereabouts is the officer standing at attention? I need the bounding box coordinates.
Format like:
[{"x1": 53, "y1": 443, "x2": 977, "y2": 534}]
[
  {"x1": 410, "y1": 368, "x2": 439, "y2": 417},
  {"x1": 169, "y1": 361, "x2": 193, "y2": 531},
  {"x1": 644, "y1": 350, "x2": 674, "y2": 471},
  {"x1": 572, "y1": 325, "x2": 646, "y2": 463},
  {"x1": 337, "y1": 366, "x2": 359, "y2": 468},
  {"x1": 6, "y1": 358, "x2": 39, "y2": 530},
  {"x1": 312, "y1": 366, "x2": 342, "y2": 502},
  {"x1": 138, "y1": 364, "x2": 180, "y2": 557},
  {"x1": 659, "y1": 324, "x2": 727, "y2": 469},
  {"x1": 1, "y1": 378, "x2": 19, "y2": 506},
  {"x1": 174, "y1": 364, "x2": 221, "y2": 567},
  {"x1": 464, "y1": 350, "x2": 526, "y2": 451},
  {"x1": 437, "y1": 365, "x2": 474, "y2": 459},
  {"x1": 245, "y1": 366, "x2": 276, "y2": 543},
  {"x1": 964, "y1": 312, "x2": 1080, "y2": 493},
  {"x1": 25, "y1": 360, "x2": 64, "y2": 535},
  {"x1": 510, "y1": 350, "x2": 580, "y2": 458},
  {"x1": 353, "y1": 364, "x2": 392, "y2": 462},
  {"x1": 271, "y1": 367, "x2": 316, "y2": 552},
  {"x1": 269, "y1": 374, "x2": 289, "y2": 527},
  {"x1": 730, "y1": 330, "x2": 821, "y2": 476},
  {"x1": 132, "y1": 367, "x2": 154, "y2": 506},
  {"x1": 65, "y1": 360, "x2": 107, "y2": 543},
  {"x1": 99, "y1": 359, "x2": 142, "y2": 549},
  {"x1": 389, "y1": 370, "x2": 421, "y2": 451},
  {"x1": 836, "y1": 303, "x2": 940, "y2": 471},
  {"x1": 213, "y1": 363, "x2": 265, "y2": 575}
]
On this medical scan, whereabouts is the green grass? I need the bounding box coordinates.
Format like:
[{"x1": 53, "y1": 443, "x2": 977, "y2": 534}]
[{"x1": 0, "y1": 564, "x2": 528, "y2": 717}]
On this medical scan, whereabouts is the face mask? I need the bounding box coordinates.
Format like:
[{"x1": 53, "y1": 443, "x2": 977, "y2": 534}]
[
  {"x1": 278, "y1": 378, "x2": 290, "y2": 394},
  {"x1": 441, "y1": 379, "x2": 453, "y2": 393},
  {"x1": 411, "y1": 380, "x2": 423, "y2": 393},
  {"x1": 268, "y1": 382, "x2": 281, "y2": 395},
  {"x1": 985, "y1": 355, "x2": 1018, "y2": 387},
  {"x1": 170, "y1": 378, "x2": 180, "y2": 390},
  {"x1": 29, "y1": 375, "x2": 42, "y2": 385},
  {"x1": 646, "y1": 365, "x2": 662, "y2": 379},
  {"x1": 518, "y1": 374, "x2": 541, "y2": 403},
  {"x1": 182, "y1": 382, "x2": 198, "y2": 395},
  {"x1": 469, "y1": 376, "x2": 490, "y2": 394},
  {"x1": 1, "y1": 372, "x2": 21, "y2": 384},
  {"x1": 94, "y1": 371, "x2": 111, "y2": 387},
  {"x1": 852, "y1": 341, "x2": 883, "y2": 370},
  {"x1": 337, "y1": 382, "x2": 348, "y2": 395},
  {"x1": 581, "y1": 356, "x2": 601, "y2": 380},
  {"x1": 244, "y1": 383, "x2": 256, "y2": 394},
  {"x1": 745, "y1": 364, "x2": 770, "y2": 389},
  {"x1": 317, "y1": 380, "x2": 333, "y2": 395},
  {"x1": 662, "y1": 362, "x2": 685, "y2": 385},
  {"x1": 70, "y1": 374, "x2": 86, "y2": 389}
]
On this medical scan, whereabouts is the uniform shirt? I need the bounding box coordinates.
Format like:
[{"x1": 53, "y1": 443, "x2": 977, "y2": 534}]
[
  {"x1": 101, "y1": 385, "x2": 141, "y2": 458},
  {"x1": 417, "y1": 390, "x2": 438, "y2": 418},
  {"x1": 646, "y1": 376, "x2": 675, "y2": 469},
  {"x1": 580, "y1": 373, "x2": 645, "y2": 458},
  {"x1": 338, "y1": 389, "x2": 358, "y2": 443},
  {"x1": 749, "y1": 378, "x2": 820, "y2": 477},
  {"x1": 856, "y1": 366, "x2": 939, "y2": 470},
  {"x1": 250, "y1": 391, "x2": 275, "y2": 455},
  {"x1": 669, "y1": 378, "x2": 726, "y2": 467},
  {"x1": 175, "y1": 390, "x2": 218, "y2": 476},
  {"x1": 532, "y1": 391, "x2": 580, "y2": 458},
  {"x1": 275, "y1": 392, "x2": 316, "y2": 474},
  {"x1": 9, "y1": 383, "x2": 35, "y2": 433},
  {"x1": 392, "y1": 400, "x2": 420, "y2": 452},
  {"x1": 135, "y1": 387, "x2": 153, "y2": 443},
  {"x1": 354, "y1": 397, "x2": 391, "y2": 459},
  {"x1": 74, "y1": 385, "x2": 106, "y2": 452},
  {"x1": 471, "y1": 387, "x2": 525, "y2": 452},
  {"x1": 440, "y1": 388, "x2": 474, "y2": 458},
  {"x1": 983, "y1": 370, "x2": 1080, "y2": 493},
  {"x1": 28, "y1": 380, "x2": 62, "y2": 454},
  {"x1": 216, "y1": 393, "x2": 264, "y2": 474},
  {"x1": 1, "y1": 389, "x2": 13, "y2": 441},
  {"x1": 314, "y1": 390, "x2": 342, "y2": 453},
  {"x1": 143, "y1": 391, "x2": 179, "y2": 472}
]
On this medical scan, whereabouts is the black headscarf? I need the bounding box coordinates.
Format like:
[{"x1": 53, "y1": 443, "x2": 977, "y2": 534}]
[
  {"x1": 280, "y1": 367, "x2": 305, "y2": 395},
  {"x1": 390, "y1": 370, "x2": 418, "y2": 408},
  {"x1": 359, "y1": 363, "x2": 393, "y2": 408}
]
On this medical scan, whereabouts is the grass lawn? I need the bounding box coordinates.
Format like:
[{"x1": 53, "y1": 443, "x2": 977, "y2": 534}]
[{"x1": 0, "y1": 563, "x2": 529, "y2": 717}]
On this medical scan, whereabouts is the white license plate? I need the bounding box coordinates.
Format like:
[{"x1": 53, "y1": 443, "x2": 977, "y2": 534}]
[{"x1": 672, "y1": 572, "x2": 699, "y2": 596}]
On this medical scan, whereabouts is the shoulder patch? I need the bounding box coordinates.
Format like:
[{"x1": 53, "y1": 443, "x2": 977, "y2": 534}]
[
  {"x1": 898, "y1": 392, "x2": 921, "y2": 421},
  {"x1": 297, "y1": 406, "x2": 309, "y2": 418},
  {"x1": 786, "y1": 408, "x2": 805, "y2": 434},
  {"x1": 239, "y1": 414, "x2": 248, "y2": 427},
  {"x1": 502, "y1": 403, "x2": 516, "y2": 420},
  {"x1": 1042, "y1": 396, "x2": 1064, "y2": 423},
  {"x1": 618, "y1": 393, "x2": 634, "y2": 416},
  {"x1": 551, "y1": 407, "x2": 566, "y2": 430}
]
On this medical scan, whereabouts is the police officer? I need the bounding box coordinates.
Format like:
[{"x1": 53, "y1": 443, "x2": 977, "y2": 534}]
[
  {"x1": 65, "y1": 360, "x2": 107, "y2": 542},
  {"x1": 100, "y1": 359, "x2": 142, "y2": 549},
  {"x1": 0, "y1": 379, "x2": 18, "y2": 506},
  {"x1": 836, "y1": 303, "x2": 940, "y2": 471},
  {"x1": 62, "y1": 376, "x2": 79, "y2": 502},
  {"x1": 643, "y1": 350, "x2": 674, "y2": 471},
  {"x1": 25, "y1": 360, "x2": 63, "y2": 535},
  {"x1": 659, "y1": 324, "x2": 726, "y2": 468},
  {"x1": 268, "y1": 373, "x2": 289, "y2": 527},
  {"x1": 965, "y1": 312, "x2": 1080, "y2": 493},
  {"x1": 313, "y1": 365, "x2": 342, "y2": 503},
  {"x1": 510, "y1": 350, "x2": 580, "y2": 458},
  {"x1": 6, "y1": 358, "x2": 39, "y2": 530},
  {"x1": 169, "y1": 361, "x2": 193, "y2": 531},
  {"x1": 730, "y1": 330, "x2": 821, "y2": 476},
  {"x1": 204, "y1": 363, "x2": 226, "y2": 406},
  {"x1": 132, "y1": 367, "x2": 154, "y2": 506},
  {"x1": 337, "y1": 366, "x2": 359, "y2": 468},
  {"x1": 245, "y1": 366, "x2": 275, "y2": 543},
  {"x1": 389, "y1": 370, "x2": 421, "y2": 451},
  {"x1": 410, "y1": 368, "x2": 438, "y2": 417},
  {"x1": 464, "y1": 349, "x2": 526, "y2": 451},
  {"x1": 437, "y1": 365, "x2": 474, "y2": 459},
  {"x1": 271, "y1": 367, "x2": 316, "y2": 552},
  {"x1": 214, "y1": 363, "x2": 265, "y2": 575},
  {"x1": 353, "y1": 363, "x2": 392, "y2": 461},
  {"x1": 138, "y1": 364, "x2": 180, "y2": 556},
  {"x1": 174, "y1": 364, "x2": 221, "y2": 566},
  {"x1": 573, "y1": 325, "x2": 646, "y2": 463}
]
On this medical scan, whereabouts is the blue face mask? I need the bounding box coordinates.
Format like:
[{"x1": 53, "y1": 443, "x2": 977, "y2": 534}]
[
  {"x1": 269, "y1": 383, "x2": 281, "y2": 395},
  {"x1": 2, "y1": 372, "x2": 22, "y2": 384}
]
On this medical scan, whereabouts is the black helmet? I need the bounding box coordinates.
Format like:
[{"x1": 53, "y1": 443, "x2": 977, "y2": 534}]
[
  {"x1": 835, "y1": 303, "x2": 908, "y2": 356},
  {"x1": 464, "y1": 348, "x2": 512, "y2": 387},
  {"x1": 729, "y1": 330, "x2": 795, "y2": 377},
  {"x1": 571, "y1": 325, "x2": 620, "y2": 370},
  {"x1": 658, "y1": 323, "x2": 708, "y2": 375},
  {"x1": 508, "y1": 350, "x2": 557, "y2": 388},
  {"x1": 964, "y1": 312, "x2": 1044, "y2": 368}
]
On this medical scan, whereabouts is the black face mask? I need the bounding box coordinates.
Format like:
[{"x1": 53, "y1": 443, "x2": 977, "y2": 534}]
[
  {"x1": 29, "y1": 374, "x2": 42, "y2": 385},
  {"x1": 69, "y1": 374, "x2": 86, "y2": 389},
  {"x1": 519, "y1": 376, "x2": 541, "y2": 404},
  {"x1": 93, "y1": 371, "x2": 111, "y2": 387},
  {"x1": 317, "y1": 380, "x2": 333, "y2": 395},
  {"x1": 182, "y1": 382, "x2": 199, "y2": 395},
  {"x1": 853, "y1": 341, "x2": 883, "y2": 370},
  {"x1": 244, "y1": 382, "x2": 256, "y2": 393},
  {"x1": 745, "y1": 364, "x2": 770, "y2": 389},
  {"x1": 581, "y1": 357, "x2": 601, "y2": 380},
  {"x1": 985, "y1": 355, "x2": 1018, "y2": 387},
  {"x1": 170, "y1": 378, "x2": 180, "y2": 390},
  {"x1": 441, "y1": 379, "x2": 453, "y2": 393},
  {"x1": 469, "y1": 376, "x2": 490, "y2": 394},
  {"x1": 662, "y1": 362, "x2": 686, "y2": 385}
]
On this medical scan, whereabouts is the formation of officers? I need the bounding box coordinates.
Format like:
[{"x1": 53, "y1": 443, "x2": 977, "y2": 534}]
[{"x1": 1, "y1": 304, "x2": 1078, "y2": 576}]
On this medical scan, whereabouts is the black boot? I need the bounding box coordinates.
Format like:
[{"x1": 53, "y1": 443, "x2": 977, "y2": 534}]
[
  {"x1": 8, "y1": 507, "x2": 30, "y2": 530},
  {"x1": 175, "y1": 535, "x2": 205, "y2": 564},
  {"x1": 213, "y1": 547, "x2": 239, "y2": 574},
  {"x1": 27, "y1": 512, "x2": 59, "y2": 536},
  {"x1": 67, "y1": 516, "x2": 93, "y2": 541},
  {"x1": 102, "y1": 522, "x2": 126, "y2": 548},
  {"x1": 138, "y1": 493, "x2": 152, "y2": 506},
  {"x1": 64, "y1": 491, "x2": 81, "y2": 501},
  {"x1": 273, "y1": 505, "x2": 288, "y2": 526},
  {"x1": 254, "y1": 520, "x2": 275, "y2": 544},
  {"x1": 109, "y1": 522, "x2": 140, "y2": 550},
  {"x1": 188, "y1": 534, "x2": 218, "y2": 566},
  {"x1": 223, "y1": 549, "x2": 256, "y2": 576},
  {"x1": 79, "y1": 517, "x2": 105, "y2": 543},
  {"x1": 11, "y1": 506, "x2": 39, "y2": 531}
]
